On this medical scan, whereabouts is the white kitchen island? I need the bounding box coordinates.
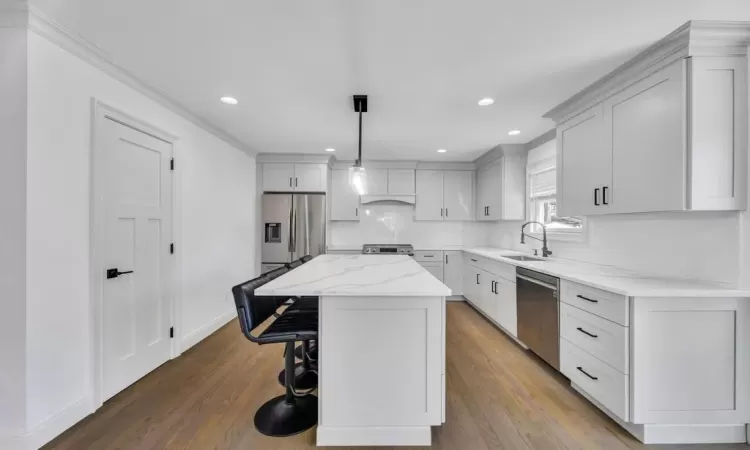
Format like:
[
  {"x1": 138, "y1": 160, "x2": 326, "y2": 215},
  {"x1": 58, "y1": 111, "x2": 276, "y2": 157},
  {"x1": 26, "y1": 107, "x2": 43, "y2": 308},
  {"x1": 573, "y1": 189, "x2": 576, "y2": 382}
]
[{"x1": 256, "y1": 254, "x2": 451, "y2": 446}]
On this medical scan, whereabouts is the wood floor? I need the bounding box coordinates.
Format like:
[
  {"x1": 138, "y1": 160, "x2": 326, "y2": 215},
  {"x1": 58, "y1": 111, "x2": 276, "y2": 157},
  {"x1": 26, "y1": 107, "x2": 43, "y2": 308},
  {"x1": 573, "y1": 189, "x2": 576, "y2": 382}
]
[{"x1": 46, "y1": 302, "x2": 748, "y2": 450}]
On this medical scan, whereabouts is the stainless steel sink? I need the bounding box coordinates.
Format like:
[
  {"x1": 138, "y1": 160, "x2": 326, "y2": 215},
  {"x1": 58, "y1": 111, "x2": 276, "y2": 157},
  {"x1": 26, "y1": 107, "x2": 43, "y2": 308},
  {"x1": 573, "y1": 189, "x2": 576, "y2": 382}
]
[{"x1": 503, "y1": 255, "x2": 545, "y2": 262}]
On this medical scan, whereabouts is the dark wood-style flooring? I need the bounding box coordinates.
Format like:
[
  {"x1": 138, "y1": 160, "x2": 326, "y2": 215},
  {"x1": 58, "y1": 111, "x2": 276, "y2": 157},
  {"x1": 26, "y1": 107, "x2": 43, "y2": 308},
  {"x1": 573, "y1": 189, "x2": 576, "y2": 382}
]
[{"x1": 46, "y1": 302, "x2": 748, "y2": 449}]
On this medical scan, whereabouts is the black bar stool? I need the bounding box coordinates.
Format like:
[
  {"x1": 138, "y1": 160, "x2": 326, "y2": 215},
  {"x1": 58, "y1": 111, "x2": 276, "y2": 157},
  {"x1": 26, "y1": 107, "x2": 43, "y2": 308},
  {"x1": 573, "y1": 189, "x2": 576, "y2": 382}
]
[{"x1": 232, "y1": 274, "x2": 318, "y2": 437}]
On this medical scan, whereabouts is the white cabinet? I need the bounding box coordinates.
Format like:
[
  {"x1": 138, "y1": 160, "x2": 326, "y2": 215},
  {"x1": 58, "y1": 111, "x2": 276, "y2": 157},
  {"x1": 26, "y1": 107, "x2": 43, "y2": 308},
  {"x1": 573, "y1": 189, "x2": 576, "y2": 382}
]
[
  {"x1": 388, "y1": 169, "x2": 416, "y2": 194},
  {"x1": 555, "y1": 55, "x2": 747, "y2": 216},
  {"x1": 415, "y1": 170, "x2": 445, "y2": 221},
  {"x1": 262, "y1": 163, "x2": 327, "y2": 193},
  {"x1": 490, "y1": 275, "x2": 517, "y2": 337},
  {"x1": 364, "y1": 169, "x2": 389, "y2": 195},
  {"x1": 294, "y1": 164, "x2": 328, "y2": 192},
  {"x1": 476, "y1": 155, "x2": 526, "y2": 221},
  {"x1": 416, "y1": 170, "x2": 474, "y2": 221},
  {"x1": 443, "y1": 171, "x2": 474, "y2": 221},
  {"x1": 419, "y1": 262, "x2": 444, "y2": 282},
  {"x1": 443, "y1": 251, "x2": 462, "y2": 297},
  {"x1": 463, "y1": 255, "x2": 517, "y2": 337},
  {"x1": 557, "y1": 104, "x2": 608, "y2": 216},
  {"x1": 262, "y1": 163, "x2": 297, "y2": 192},
  {"x1": 330, "y1": 169, "x2": 360, "y2": 221}
]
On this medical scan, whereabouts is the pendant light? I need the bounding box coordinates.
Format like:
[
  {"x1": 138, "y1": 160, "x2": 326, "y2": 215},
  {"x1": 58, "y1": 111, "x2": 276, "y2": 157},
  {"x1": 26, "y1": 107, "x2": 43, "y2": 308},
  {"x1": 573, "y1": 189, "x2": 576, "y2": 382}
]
[{"x1": 350, "y1": 95, "x2": 368, "y2": 195}]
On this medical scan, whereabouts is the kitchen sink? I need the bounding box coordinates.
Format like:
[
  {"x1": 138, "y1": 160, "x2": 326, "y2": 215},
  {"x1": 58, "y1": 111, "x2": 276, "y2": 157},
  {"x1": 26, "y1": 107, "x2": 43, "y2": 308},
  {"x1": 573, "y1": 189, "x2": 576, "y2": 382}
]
[{"x1": 503, "y1": 255, "x2": 545, "y2": 262}]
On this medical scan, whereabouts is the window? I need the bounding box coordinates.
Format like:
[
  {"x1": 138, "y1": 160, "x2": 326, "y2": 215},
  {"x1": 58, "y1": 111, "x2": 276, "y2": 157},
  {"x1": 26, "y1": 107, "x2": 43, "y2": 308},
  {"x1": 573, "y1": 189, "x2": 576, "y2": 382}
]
[{"x1": 526, "y1": 140, "x2": 583, "y2": 236}]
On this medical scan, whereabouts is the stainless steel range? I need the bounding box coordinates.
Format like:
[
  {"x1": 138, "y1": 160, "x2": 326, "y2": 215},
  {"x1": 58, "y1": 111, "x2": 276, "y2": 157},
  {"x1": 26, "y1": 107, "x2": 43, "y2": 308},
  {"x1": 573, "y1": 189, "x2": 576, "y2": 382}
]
[{"x1": 361, "y1": 244, "x2": 414, "y2": 256}]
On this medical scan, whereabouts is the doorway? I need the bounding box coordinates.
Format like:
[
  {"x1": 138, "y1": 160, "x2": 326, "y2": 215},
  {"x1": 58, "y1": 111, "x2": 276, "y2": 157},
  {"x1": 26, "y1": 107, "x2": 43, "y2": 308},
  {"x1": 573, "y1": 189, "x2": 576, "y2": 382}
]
[{"x1": 91, "y1": 102, "x2": 176, "y2": 403}]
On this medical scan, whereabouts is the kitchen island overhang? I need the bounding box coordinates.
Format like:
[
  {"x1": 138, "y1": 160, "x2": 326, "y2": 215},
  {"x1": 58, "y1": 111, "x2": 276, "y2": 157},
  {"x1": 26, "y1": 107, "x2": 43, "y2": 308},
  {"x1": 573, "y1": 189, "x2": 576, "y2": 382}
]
[{"x1": 257, "y1": 254, "x2": 450, "y2": 446}]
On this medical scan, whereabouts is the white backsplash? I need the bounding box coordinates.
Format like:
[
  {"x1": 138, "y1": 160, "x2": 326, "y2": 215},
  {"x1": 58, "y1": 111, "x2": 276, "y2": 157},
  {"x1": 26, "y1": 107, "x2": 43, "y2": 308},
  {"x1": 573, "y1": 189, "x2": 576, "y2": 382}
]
[
  {"x1": 481, "y1": 211, "x2": 741, "y2": 286},
  {"x1": 329, "y1": 203, "x2": 487, "y2": 249}
]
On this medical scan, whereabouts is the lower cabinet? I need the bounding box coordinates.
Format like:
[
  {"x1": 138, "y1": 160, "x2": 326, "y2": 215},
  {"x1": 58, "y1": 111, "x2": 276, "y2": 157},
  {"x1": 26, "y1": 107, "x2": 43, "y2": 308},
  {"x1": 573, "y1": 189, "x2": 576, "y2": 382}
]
[
  {"x1": 463, "y1": 255, "x2": 517, "y2": 338},
  {"x1": 420, "y1": 261, "x2": 444, "y2": 282},
  {"x1": 443, "y1": 251, "x2": 463, "y2": 296}
]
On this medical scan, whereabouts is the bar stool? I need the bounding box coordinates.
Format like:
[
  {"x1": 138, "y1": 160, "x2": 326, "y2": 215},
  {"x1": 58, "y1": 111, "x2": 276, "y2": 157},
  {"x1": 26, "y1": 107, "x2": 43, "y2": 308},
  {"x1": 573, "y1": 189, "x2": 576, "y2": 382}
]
[{"x1": 232, "y1": 275, "x2": 318, "y2": 436}]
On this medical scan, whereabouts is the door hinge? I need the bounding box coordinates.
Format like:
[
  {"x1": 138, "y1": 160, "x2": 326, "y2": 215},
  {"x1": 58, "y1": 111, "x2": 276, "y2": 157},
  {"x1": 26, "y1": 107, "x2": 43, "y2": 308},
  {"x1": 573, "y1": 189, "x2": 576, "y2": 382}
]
[
  {"x1": 170, "y1": 243, "x2": 175, "y2": 254},
  {"x1": 170, "y1": 327, "x2": 174, "y2": 338},
  {"x1": 170, "y1": 158, "x2": 175, "y2": 171}
]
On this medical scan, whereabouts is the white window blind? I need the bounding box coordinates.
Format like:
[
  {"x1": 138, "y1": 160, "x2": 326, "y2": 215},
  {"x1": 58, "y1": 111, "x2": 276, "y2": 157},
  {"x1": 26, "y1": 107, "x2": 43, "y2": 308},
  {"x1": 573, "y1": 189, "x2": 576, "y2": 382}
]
[{"x1": 529, "y1": 167, "x2": 556, "y2": 198}]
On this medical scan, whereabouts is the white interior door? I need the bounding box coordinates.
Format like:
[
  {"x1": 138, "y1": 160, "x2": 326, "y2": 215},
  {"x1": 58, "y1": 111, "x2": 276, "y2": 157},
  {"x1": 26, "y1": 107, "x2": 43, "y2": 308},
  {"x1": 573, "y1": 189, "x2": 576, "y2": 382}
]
[{"x1": 99, "y1": 117, "x2": 173, "y2": 401}]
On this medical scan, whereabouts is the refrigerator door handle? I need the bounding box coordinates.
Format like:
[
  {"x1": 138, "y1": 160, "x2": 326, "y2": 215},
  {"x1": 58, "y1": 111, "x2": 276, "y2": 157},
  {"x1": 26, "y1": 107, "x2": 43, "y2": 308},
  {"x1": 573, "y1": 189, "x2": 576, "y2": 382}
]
[{"x1": 288, "y1": 198, "x2": 294, "y2": 254}]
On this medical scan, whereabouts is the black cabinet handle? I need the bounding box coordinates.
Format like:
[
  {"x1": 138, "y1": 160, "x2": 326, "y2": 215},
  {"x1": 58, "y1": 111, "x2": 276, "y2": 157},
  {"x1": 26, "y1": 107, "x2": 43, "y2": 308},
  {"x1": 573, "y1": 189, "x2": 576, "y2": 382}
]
[
  {"x1": 576, "y1": 294, "x2": 599, "y2": 303},
  {"x1": 602, "y1": 186, "x2": 608, "y2": 205},
  {"x1": 490, "y1": 280, "x2": 495, "y2": 294},
  {"x1": 445, "y1": 208, "x2": 448, "y2": 217},
  {"x1": 445, "y1": 254, "x2": 448, "y2": 264},
  {"x1": 476, "y1": 274, "x2": 480, "y2": 284},
  {"x1": 106, "y1": 268, "x2": 133, "y2": 279},
  {"x1": 594, "y1": 188, "x2": 600, "y2": 206},
  {"x1": 424, "y1": 255, "x2": 434, "y2": 258},
  {"x1": 486, "y1": 206, "x2": 490, "y2": 216},
  {"x1": 577, "y1": 366, "x2": 598, "y2": 381},
  {"x1": 295, "y1": 177, "x2": 298, "y2": 187},
  {"x1": 355, "y1": 208, "x2": 358, "y2": 217},
  {"x1": 440, "y1": 208, "x2": 444, "y2": 217},
  {"x1": 470, "y1": 258, "x2": 478, "y2": 262},
  {"x1": 577, "y1": 327, "x2": 598, "y2": 338}
]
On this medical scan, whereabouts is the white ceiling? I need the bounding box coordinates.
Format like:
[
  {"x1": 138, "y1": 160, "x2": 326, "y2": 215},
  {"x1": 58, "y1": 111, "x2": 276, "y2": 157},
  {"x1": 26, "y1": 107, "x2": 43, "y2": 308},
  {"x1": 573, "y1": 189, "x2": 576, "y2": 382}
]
[{"x1": 29, "y1": 0, "x2": 750, "y2": 161}]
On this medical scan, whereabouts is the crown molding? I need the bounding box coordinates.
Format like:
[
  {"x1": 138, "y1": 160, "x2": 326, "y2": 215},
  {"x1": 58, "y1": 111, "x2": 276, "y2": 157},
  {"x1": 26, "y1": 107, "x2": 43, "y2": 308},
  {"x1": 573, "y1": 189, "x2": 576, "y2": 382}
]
[
  {"x1": 24, "y1": 6, "x2": 258, "y2": 156},
  {"x1": 544, "y1": 20, "x2": 750, "y2": 123},
  {"x1": 255, "y1": 153, "x2": 333, "y2": 164},
  {"x1": 474, "y1": 143, "x2": 526, "y2": 167}
]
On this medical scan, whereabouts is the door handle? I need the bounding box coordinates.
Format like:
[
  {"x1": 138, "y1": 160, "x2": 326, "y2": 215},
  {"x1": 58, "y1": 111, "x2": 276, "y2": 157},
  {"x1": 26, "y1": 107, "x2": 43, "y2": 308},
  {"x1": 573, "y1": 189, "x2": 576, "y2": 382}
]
[
  {"x1": 445, "y1": 254, "x2": 448, "y2": 264},
  {"x1": 576, "y1": 294, "x2": 599, "y2": 303},
  {"x1": 440, "y1": 208, "x2": 444, "y2": 217},
  {"x1": 594, "y1": 188, "x2": 600, "y2": 206},
  {"x1": 106, "y1": 268, "x2": 133, "y2": 279},
  {"x1": 602, "y1": 186, "x2": 608, "y2": 205},
  {"x1": 289, "y1": 177, "x2": 293, "y2": 187},
  {"x1": 355, "y1": 207, "x2": 358, "y2": 217},
  {"x1": 295, "y1": 177, "x2": 298, "y2": 187},
  {"x1": 445, "y1": 208, "x2": 448, "y2": 217},
  {"x1": 486, "y1": 206, "x2": 490, "y2": 216},
  {"x1": 576, "y1": 327, "x2": 598, "y2": 338},
  {"x1": 576, "y1": 366, "x2": 598, "y2": 381},
  {"x1": 476, "y1": 273, "x2": 480, "y2": 284},
  {"x1": 491, "y1": 280, "x2": 496, "y2": 294}
]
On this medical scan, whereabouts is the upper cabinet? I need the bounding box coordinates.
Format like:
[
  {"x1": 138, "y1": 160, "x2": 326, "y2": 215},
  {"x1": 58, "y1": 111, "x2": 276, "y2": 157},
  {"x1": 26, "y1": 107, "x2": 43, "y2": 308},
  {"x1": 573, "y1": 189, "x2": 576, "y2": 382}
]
[
  {"x1": 330, "y1": 169, "x2": 360, "y2": 221},
  {"x1": 476, "y1": 151, "x2": 526, "y2": 221},
  {"x1": 262, "y1": 163, "x2": 327, "y2": 192},
  {"x1": 415, "y1": 170, "x2": 474, "y2": 221},
  {"x1": 362, "y1": 168, "x2": 415, "y2": 196},
  {"x1": 546, "y1": 22, "x2": 749, "y2": 217}
]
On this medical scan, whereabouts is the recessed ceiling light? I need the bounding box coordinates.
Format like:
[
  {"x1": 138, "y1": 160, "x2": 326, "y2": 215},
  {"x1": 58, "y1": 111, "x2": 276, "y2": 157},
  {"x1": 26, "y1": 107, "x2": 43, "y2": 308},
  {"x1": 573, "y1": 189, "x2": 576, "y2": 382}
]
[
  {"x1": 508, "y1": 129, "x2": 521, "y2": 136},
  {"x1": 437, "y1": 149, "x2": 447, "y2": 153},
  {"x1": 220, "y1": 96, "x2": 238, "y2": 105},
  {"x1": 478, "y1": 97, "x2": 494, "y2": 106},
  {"x1": 325, "y1": 148, "x2": 336, "y2": 152}
]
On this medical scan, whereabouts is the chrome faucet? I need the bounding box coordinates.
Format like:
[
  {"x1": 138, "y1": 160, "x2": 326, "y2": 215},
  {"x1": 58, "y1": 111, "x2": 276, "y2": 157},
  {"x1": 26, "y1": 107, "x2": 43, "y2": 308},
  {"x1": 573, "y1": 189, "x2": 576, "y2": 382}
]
[{"x1": 520, "y1": 221, "x2": 553, "y2": 257}]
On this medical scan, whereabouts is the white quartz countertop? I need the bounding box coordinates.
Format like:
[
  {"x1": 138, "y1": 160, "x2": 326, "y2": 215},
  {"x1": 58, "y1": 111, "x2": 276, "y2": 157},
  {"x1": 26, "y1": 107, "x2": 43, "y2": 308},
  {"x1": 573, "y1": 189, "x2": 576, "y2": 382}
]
[
  {"x1": 463, "y1": 247, "x2": 750, "y2": 297},
  {"x1": 256, "y1": 254, "x2": 452, "y2": 297}
]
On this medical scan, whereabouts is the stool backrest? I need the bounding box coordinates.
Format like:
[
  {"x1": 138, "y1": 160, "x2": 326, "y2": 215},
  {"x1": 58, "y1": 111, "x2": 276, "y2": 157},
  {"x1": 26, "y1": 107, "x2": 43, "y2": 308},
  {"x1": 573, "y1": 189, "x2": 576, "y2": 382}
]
[{"x1": 233, "y1": 267, "x2": 294, "y2": 342}]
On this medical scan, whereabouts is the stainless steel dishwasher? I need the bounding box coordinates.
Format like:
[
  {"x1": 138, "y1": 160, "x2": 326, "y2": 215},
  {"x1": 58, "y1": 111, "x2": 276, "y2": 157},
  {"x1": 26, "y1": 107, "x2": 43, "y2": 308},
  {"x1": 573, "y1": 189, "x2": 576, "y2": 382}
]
[{"x1": 516, "y1": 267, "x2": 560, "y2": 370}]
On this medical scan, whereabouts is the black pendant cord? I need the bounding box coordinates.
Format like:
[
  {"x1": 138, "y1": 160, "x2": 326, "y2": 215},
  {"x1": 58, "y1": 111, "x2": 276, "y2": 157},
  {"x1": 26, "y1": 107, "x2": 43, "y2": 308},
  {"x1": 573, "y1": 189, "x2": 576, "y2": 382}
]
[{"x1": 357, "y1": 110, "x2": 363, "y2": 165}]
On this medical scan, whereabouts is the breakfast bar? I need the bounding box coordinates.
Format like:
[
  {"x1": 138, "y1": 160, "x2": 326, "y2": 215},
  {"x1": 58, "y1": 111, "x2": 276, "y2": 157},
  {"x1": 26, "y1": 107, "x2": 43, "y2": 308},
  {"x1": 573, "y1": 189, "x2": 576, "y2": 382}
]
[{"x1": 256, "y1": 254, "x2": 451, "y2": 446}]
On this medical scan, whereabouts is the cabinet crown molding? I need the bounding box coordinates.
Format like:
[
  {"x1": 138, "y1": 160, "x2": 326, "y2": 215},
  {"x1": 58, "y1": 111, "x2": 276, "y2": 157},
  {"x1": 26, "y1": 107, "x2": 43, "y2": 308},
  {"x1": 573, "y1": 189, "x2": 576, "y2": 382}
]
[{"x1": 544, "y1": 20, "x2": 750, "y2": 123}]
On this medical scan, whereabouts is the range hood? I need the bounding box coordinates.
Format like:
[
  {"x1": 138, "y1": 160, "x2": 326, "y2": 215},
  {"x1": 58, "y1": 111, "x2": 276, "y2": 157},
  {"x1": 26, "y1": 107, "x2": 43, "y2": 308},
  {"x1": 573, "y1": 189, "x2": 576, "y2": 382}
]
[{"x1": 360, "y1": 194, "x2": 416, "y2": 205}]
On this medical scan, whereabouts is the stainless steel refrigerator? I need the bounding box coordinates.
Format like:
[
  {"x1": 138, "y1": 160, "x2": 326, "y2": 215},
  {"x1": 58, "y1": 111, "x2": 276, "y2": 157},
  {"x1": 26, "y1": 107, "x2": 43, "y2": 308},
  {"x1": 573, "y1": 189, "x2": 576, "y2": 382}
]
[{"x1": 261, "y1": 193, "x2": 326, "y2": 273}]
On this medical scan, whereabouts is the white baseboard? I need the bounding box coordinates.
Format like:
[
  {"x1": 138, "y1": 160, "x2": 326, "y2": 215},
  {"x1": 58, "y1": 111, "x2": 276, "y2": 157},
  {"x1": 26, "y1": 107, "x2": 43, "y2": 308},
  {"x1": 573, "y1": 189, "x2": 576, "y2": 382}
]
[
  {"x1": 571, "y1": 383, "x2": 746, "y2": 445},
  {"x1": 180, "y1": 309, "x2": 236, "y2": 352},
  {"x1": 446, "y1": 295, "x2": 465, "y2": 302},
  {"x1": 316, "y1": 426, "x2": 431, "y2": 446},
  {"x1": 0, "y1": 396, "x2": 94, "y2": 450}
]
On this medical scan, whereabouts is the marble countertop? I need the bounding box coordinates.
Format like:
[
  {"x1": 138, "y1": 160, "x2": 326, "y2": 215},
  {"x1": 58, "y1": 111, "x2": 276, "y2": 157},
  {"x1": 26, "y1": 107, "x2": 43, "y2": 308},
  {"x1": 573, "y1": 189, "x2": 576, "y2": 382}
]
[
  {"x1": 256, "y1": 254, "x2": 452, "y2": 297},
  {"x1": 463, "y1": 247, "x2": 750, "y2": 297}
]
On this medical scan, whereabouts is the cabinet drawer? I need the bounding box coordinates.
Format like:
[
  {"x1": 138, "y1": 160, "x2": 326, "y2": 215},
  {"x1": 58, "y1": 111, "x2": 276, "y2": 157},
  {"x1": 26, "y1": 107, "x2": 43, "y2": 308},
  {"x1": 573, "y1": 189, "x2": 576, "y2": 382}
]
[
  {"x1": 560, "y1": 303, "x2": 628, "y2": 373},
  {"x1": 414, "y1": 250, "x2": 444, "y2": 262},
  {"x1": 560, "y1": 280, "x2": 628, "y2": 326},
  {"x1": 561, "y1": 338, "x2": 629, "y2": 421},
  {"x1": 464, "y1": 254, "x2": 516, "y2": 282}
]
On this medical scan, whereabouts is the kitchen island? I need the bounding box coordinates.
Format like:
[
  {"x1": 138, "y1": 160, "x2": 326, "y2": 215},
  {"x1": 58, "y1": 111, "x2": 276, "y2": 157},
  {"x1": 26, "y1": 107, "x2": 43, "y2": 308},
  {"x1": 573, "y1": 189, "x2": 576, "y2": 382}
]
[{"x1": 256, "y1": 254, "x2": 451, "y2": 446}]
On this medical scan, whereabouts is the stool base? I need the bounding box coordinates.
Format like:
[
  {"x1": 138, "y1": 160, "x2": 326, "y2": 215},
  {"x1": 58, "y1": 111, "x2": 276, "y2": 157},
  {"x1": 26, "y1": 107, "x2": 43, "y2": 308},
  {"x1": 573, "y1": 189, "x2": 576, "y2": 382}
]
[{"x1": 254, "y1": 394, "x2": 318, "y2": 437}]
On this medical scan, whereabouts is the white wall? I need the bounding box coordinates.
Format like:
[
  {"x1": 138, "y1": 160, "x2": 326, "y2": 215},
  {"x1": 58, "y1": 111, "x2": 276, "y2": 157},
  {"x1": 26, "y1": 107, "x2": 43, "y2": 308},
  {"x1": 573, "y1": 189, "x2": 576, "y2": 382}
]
[
  {"x1": 24, "y1": 29, "x2": 256, "y2": 443},
  {"x1": 329, "y1": 203, "x2": 487, "y2": 249},
  {"x1": 0, "y1": 26, "x2": 28, "y2": 439}
]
